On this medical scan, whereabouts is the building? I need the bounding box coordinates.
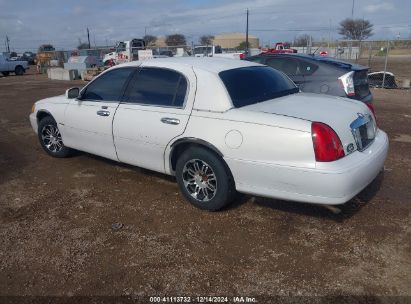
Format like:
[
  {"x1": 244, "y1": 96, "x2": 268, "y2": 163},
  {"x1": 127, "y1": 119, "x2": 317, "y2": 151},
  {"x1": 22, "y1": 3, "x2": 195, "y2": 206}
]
[{"x1": 213, "y1": 32, "x2": 259, "y2": 49}]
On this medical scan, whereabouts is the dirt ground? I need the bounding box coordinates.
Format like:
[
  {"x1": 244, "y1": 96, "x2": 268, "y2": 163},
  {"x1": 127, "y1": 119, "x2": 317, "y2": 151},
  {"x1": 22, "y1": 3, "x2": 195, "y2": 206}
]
[{"x1": 0, "y1": 68, "x2": 410, "y2": 303}]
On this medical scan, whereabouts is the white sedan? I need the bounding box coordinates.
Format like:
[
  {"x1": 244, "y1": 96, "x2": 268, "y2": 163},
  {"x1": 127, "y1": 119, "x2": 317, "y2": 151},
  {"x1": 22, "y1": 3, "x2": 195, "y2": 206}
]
[{"x1": 29, "y1": 58, "x2": 388, "y2": 211}]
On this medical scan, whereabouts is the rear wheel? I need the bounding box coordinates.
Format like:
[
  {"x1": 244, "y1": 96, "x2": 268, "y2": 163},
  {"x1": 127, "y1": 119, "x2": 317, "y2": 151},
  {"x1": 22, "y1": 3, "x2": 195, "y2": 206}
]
[
  {"x1": 38, "y1": 116, "x2": 72, "y2": 158},
  {"x1": 15, "y1": 66, "x2": 24, "y2": 76},
  {"x1": 176, "y1": 147, "x2": 236, "y2": 211},
  {"x1": 2, "y1": 71, "x2": 10, "y2": 76}
]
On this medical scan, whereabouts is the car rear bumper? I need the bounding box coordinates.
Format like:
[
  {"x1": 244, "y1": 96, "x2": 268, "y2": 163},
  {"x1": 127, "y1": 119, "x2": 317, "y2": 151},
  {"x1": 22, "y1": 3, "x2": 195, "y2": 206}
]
[{"x1": 226, "y1": 129, "x2": 388, "y2": 205}]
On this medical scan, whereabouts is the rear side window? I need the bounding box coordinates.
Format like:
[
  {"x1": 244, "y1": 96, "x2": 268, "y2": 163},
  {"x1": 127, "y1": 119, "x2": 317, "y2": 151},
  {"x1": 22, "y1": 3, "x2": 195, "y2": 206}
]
[
  {"x1": 124, "y1": 67, "x2": 187, "y2": 107},
  {"x1": 219, "y1": 66, "x2": 298, "y2": 108},
  {"x1": 81, "y1": 68, "x2": 135, "y2": 101},
  {"x1": 298, "y1": 60, "x2": 318, "y2": 76},
  {"x1": 266, "y1": 57, "x2": 318, "y2": 76},
  {"x1": 266, "y1": 58, "x2": 298, "y2": 75}
]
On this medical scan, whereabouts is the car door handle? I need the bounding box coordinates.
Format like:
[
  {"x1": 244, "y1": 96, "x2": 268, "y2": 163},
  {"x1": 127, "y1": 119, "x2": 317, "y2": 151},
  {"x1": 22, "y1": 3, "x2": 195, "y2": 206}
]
[
  {"x1": 97, "y1": 110, "x2": 110, "y2": 116},
  {"x1": 161, "y1": 117, "x2": 180, "y2": 125}
]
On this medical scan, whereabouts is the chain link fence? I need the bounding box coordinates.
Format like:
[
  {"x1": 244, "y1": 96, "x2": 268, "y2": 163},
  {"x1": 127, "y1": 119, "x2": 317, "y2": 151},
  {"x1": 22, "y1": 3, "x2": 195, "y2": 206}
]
[{"x1": 4, "y1": 38, "x2": 410, "y2": 88}]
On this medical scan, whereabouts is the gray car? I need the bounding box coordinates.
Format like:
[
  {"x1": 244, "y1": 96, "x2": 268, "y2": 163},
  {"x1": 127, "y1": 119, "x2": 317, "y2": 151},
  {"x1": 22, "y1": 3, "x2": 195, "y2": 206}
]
[{"x1": 246, "y1": 53, "x2": 375, "y2": 114}]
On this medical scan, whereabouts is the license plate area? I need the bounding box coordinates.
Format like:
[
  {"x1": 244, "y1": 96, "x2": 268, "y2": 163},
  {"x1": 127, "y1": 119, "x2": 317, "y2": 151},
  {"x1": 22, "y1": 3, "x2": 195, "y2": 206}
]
[{"x1": 350, "y1": 114, "x2": 376, "y2": 151}]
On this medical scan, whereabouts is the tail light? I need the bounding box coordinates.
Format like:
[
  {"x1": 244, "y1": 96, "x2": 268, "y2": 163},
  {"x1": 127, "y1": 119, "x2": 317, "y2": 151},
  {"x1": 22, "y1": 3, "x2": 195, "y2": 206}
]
[
  {"x1": 365, "y1": 102, "x2": 377, "y2": 125},
  {"x1": 311, "y1": 122, "x2": 345, "y2": 162},
  {"x1": 239, "y1": 53, "x2": 245, "y2": 60},
  {"x1": 338, "y1": 71, "x2": 355, "y2": 97}
]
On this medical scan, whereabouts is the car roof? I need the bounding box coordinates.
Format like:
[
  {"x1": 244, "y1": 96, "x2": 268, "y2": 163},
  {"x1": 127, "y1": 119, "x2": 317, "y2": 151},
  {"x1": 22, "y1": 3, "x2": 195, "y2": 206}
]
[
  {"x1": 252, "y1": 53, "x2": 368, "y2": 70},
  {"x1": 120, "y1": 57, "x2": 262, "y2": 74}
]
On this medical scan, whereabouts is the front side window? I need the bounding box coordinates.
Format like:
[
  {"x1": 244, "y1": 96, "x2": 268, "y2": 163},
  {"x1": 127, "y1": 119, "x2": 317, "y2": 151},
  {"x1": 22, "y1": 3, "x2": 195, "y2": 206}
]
[
  {"x1": 80, "y1": 68, "x2": 135, "y2": 101},
  {"x1": 124, "y1": 67, "x2": 187, "y2": 107},
  {"x1": 219, "y1": 66, "x2": 298, "y2": 108}
]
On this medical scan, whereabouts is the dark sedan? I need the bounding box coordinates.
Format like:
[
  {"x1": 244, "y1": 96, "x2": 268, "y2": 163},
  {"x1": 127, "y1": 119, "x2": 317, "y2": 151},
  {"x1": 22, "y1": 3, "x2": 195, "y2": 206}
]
[{"x1": 246, "y1": 53, "x2": 375, "y2": 114}]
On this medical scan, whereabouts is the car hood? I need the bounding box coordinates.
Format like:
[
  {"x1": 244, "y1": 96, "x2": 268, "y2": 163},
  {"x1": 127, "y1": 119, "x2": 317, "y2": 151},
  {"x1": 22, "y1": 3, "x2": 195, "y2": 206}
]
[{"x1": 240, "y1": 92, "x2": 373, "y2": 151}]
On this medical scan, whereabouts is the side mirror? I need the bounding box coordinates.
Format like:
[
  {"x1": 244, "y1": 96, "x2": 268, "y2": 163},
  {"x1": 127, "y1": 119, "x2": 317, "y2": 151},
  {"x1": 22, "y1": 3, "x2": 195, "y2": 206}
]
[{"x1": 65, "y1": 87, "x2": 79, "y2": 99}]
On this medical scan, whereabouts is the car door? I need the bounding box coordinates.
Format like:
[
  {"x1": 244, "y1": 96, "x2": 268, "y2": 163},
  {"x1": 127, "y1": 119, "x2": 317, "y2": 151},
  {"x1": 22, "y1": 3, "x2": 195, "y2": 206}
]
[
  {"x1": 113, "y1": 63, "x2": 196, "y2": 173},
  {"x1": 63, "y1": 67, "x2": 136, "y2": 160},
  {"x1": 265, "y1": 57, "x2": 305, "y2": 88}
]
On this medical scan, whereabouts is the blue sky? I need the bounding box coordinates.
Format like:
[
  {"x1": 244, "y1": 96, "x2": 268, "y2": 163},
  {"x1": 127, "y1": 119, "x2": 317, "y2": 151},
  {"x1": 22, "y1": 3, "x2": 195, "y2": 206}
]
[{"x1": 1, "y1": 0, "x2": 410, "y2": 52}]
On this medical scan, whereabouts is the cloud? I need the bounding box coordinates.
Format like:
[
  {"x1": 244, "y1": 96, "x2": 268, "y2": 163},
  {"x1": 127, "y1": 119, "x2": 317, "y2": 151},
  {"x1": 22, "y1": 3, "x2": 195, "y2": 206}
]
[{"x1": 364, "y1": 2, "x2": 394, "y2": 13}]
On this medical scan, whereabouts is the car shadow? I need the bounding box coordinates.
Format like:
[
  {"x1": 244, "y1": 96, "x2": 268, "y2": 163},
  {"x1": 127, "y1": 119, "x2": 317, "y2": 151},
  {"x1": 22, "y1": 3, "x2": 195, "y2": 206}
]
[
  {"x1": 228, "y1": 171, "x2": 385, "y2": 222},
  {"x1": 77, "y1": 152, "x2": 384, "y2": 221}
]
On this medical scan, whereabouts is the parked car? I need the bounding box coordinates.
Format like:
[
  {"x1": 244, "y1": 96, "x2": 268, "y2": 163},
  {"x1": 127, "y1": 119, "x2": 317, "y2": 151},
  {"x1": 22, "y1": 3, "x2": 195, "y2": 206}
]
[
  {"x1": 261, "y1": 42, "x2": 298, "y2": 54},
  {"x1": 245, "y1": 53, "x2": 375, "y2": 114},
  {"x1": 0, "y1": 54, "x2": 28, "y2": 76},
  {"x1": 29, "y1": 58, "x2": 388, "y2": 211},
  {"x1": 160, "y1": 50, "x2": 174, "y2": 57},
  {"x1": 193, "y1": 45, "x2": 244, "y2": 60},
  {"x1": 23, "y1": 51, "x2": 36, "y2": 65}
]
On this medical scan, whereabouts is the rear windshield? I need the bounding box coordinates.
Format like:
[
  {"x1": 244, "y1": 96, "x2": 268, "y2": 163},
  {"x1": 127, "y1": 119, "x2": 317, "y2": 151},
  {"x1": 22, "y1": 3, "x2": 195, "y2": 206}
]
[{"x1": 219, "y1": 66, "x2": 298, "y2": 108}]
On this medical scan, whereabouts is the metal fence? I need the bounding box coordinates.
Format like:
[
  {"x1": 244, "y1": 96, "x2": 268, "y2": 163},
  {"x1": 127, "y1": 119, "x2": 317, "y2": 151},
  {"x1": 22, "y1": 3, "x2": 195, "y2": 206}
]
[{"x1": 3, "y1": 39, "x2": 410, "y2": 89}]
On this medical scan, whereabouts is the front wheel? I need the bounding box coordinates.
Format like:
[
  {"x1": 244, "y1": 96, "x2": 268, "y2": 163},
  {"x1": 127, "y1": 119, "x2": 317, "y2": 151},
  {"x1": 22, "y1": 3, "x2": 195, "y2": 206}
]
[
  {"x1": 176, "y1": 147, "x2": 236, "y2": 211},
  {"x1": 15, "y1": 66, "x2": 24, "y2": 76},
  {"x1": 38, "y1": 116, "x2": 72, "y2": 158}
]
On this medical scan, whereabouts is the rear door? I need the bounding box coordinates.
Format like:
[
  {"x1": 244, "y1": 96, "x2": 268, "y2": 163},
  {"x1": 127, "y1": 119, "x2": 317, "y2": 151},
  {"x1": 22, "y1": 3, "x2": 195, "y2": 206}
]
[
  {"x1": 113, "y1": 63, "x2": 196, "y2": 173},
  {"x1": 63, "y1": 67, "x2": 136, "y2": 160}
]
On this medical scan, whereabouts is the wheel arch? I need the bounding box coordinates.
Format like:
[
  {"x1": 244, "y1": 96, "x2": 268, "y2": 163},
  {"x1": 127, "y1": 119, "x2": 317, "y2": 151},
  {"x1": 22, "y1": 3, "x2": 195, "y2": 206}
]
[
  {"x1": 169, "y1": 137, "x2": 232, "y2": 177},
  {"x1": 36, "y1": 110, "x2": 54, "y2": 123},
  {"x1": 14, "y1": 65, "x2": 24, "y2": 71}
]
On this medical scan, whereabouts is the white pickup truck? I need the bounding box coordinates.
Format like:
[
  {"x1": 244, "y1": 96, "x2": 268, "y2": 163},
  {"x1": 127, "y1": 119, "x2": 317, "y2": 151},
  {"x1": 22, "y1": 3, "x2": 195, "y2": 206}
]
[
  {"x1": 193, "y1": 45, "x2": 244, "y2": 60},
  {"x1": 0, "y1": 54, "x2": 28, "y2": 76}
]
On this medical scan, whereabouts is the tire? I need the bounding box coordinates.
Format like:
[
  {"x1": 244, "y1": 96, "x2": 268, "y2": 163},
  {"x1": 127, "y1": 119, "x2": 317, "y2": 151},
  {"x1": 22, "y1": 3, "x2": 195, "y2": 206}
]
[
  {"x1": 38, "y1": 116, "x2": 72, "y2": 158},
  {"x1": 175, "y1": 146, "x2": 236, "y2": 211},
  {"x1": 2, "y1": 71, "x2": 9, "y2": 76},
  {"x1": 15, "y1": 65, "x2": 24, "y2": 76}
]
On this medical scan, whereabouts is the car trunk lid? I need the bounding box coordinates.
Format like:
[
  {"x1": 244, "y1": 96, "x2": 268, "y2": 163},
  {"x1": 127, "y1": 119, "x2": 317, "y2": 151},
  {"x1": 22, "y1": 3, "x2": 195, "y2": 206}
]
[{"x1": 239, "y1": 92, "x2": 375, "y2": 153}]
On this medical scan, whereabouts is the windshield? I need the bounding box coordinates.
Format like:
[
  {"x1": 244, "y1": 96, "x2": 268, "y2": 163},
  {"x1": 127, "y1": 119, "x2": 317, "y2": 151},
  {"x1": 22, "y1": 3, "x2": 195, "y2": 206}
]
[{"x1": 219, "y1": 66, "x2": 299, "y2": 108}]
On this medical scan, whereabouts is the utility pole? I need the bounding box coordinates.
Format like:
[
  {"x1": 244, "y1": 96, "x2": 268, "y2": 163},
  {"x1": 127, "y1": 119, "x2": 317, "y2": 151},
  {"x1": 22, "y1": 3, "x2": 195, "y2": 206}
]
[
  {"x1": 87, "y1": 27, "x2": 91, "y2": 49},
  {"x1": 351, "y1": 0, "x2": 355, "y2": 18},
  {"x1": 328, "y1": 19, "x2": 331, "y2": 49},
  {"x1": 5, "y1": 35, "x2": 10, "y2": 53},
  {"x1": 245, "y1": 8, "x2": 249, "y2": 55}
]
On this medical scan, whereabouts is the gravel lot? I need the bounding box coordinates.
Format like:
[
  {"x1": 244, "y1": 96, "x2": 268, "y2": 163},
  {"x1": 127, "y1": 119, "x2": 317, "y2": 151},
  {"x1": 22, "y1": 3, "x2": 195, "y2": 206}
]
[{"x1": 0, "y1": 69, "x2": 410, "y2": 302}]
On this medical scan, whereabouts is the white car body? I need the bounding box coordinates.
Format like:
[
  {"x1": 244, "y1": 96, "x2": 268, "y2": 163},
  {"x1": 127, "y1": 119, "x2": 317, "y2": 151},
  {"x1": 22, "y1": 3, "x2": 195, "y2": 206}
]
[{"x1": 29, "y1": 58, "x2": 388, "y2": 206}]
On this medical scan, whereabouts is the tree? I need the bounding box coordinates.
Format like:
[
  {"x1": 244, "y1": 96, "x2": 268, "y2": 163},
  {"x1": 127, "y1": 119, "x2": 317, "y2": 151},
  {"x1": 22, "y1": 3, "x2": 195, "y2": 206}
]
[
  {"x1": 338, "y1": 18, "x2": 373, "y2": 41},
  {"x1": 143, "y1": 35, "x2": 157, "y2": 46},
  {"x1": 237, "y1": 41, "x2": 248, "y2": 50},
  {"x1": 165, "y1": 34, "x2": 186, "y2": 46},
  {"x1": 199, "y1": 35, "x2": 214, "y2": 45},
  {"x1": 294, "y1": 34, "x2": 313, "y2": 47},
  {"x1": 77, "y1": 42, "x2": 89, "y2": 50}
]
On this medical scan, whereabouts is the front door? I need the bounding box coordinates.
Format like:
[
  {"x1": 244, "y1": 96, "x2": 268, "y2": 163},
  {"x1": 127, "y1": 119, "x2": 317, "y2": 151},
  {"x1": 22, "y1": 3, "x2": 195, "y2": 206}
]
[
  {"x1": 63, "y1": 67, "x2": 136, "y2": 160},
  {"x1": 113, "y1": 64, "x2": 196, "y2": 173}
]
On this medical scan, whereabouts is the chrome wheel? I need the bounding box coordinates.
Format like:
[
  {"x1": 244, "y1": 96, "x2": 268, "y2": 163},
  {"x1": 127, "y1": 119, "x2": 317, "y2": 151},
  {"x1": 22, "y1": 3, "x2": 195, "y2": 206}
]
[
  {"x1": 41, "y1": 124, "x2": 63, "y2": 153},
  {"x1": 182, "y1": 159, "x2": 217, "y2": 202}
]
